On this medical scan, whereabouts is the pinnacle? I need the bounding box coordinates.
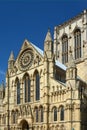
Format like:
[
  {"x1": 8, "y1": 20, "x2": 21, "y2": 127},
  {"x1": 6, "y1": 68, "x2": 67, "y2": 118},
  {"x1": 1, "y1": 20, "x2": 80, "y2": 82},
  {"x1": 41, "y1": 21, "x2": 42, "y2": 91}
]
[
  {"x1": 8, "y1": 51, "x2": 15, "y2": 61},
  {"x1": 44, "y1": 29, "x2": 52, "y2": 42}
]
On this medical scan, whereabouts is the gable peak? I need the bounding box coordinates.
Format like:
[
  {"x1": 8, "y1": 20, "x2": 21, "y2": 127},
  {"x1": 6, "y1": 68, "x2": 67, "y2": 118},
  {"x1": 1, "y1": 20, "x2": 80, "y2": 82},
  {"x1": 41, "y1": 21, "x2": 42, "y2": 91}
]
[{"x1": 21, "y1": 39, "x2": 29, "y2": 50}]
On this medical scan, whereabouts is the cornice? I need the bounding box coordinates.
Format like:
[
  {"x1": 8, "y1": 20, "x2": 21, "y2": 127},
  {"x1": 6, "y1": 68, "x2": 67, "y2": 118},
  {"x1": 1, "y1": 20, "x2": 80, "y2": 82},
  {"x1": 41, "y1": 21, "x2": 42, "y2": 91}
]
[{"x1": 56, "y1": 11, "x2": 85, "y2": 29}]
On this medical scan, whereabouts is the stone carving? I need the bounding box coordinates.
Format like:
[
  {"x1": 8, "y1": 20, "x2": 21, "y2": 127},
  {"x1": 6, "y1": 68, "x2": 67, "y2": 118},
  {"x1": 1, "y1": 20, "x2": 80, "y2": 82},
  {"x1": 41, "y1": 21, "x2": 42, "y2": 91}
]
[
  {"x1": 19, "y1": 105, "x2": 32, "y2": 116},
  {"x1": 19, "y1": 49, "x2": 34, "y2": 71}
]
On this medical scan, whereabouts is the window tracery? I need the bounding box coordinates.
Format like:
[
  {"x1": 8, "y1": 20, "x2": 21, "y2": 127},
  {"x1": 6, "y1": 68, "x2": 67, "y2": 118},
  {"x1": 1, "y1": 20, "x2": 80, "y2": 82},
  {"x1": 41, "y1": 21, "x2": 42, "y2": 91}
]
[
  {"x1": 62, "y1": 34, "x2": 68, "y2": 64},
  {"x1": 40, "y1": 106, "x2": 43, "y2": 122},
  {"x1": 24, "y1": 74, "x2": 31, "y2": 103},
  {"x1": 74, "y1": 29, "x2": 81, "y2": 59},
  {"x1": 35, "y1": 107, "x2": 38, "y2": 122},
  {"x1": 53, "y1": 107, "x2": 57, "y2": 121},
  {"x1": 35, "y1": 71, "x2": 40, "y2": 101},
  {"x1": 60, "y1": 106, "x2": 64, "y2": 121},
  {"x1": 16, "y1": 78, "x2": 20, "y2": 104}
]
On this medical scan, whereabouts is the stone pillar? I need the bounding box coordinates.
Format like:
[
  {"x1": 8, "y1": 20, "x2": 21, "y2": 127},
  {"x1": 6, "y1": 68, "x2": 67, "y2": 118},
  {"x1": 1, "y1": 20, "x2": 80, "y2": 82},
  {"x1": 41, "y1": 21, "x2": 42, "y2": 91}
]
[{"x1": 43, "y1": 105, "x2": 49, "y2": 130}]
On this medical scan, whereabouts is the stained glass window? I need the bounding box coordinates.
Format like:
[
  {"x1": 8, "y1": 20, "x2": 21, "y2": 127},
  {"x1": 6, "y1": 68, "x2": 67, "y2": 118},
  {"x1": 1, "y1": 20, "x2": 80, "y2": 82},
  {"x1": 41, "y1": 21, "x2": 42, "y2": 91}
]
[
  {"x1": 74, "y1": 29, "x2": 81, "y2": 59},
  {"x1": 54, "y1": 107, "x2": 57, "y2": 121},
  {"x1": 62, "y1": 35, "x2": 68, "y2": 64},
  {"x1": 60, "y1": 106, "x2": 64, "y2": 121},
  {"x1": 24, "y1": 75, "x2": 31, "y2": 102},
  {"x1": 17, "y1": 79, "x2": 20, "y2": 104},
  {"x1": 35, "y1": 72, "x2": 40, "y2": 100}
]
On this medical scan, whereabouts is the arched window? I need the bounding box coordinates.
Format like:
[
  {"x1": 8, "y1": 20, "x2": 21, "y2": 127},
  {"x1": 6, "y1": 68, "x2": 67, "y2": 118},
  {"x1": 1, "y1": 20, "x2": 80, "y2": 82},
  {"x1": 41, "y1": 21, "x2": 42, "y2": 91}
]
[
  {"x1": 40, "y1": 106, "x2": 43, "y2": 122},
  {"x1": 60, "y1": 106, "x2": 64, "y2": 121},
  {"x1": 62, "y1": 34, "x2": 68, "y2": 64},
  {"x1": 56, "y1": 42, "x2": 59, "y2": 59},
  {"x1": 53, "y1": 107, "x2": 57, "y2": 121},
  {"x1": 15, "y1": 110, "x2": 18, "y2": 123},
  {"x1": 35, "y1": 71, "x2": 40, "y2": 100},
  {"x1": 16, "y1": 79, "x2": 20, "y2": 104},
  {"x1": 74, "y1": 29, "x2": 81, "y2": 59},
  {"x1": 35, "y1": 108, "x2": 38, "y2": 122},
  {"x1": 12, "y1": 111, "x2": 16, "y2": 124},
  {"x1": 24, "y1": 74, "x2": 31, "y2": 103}
]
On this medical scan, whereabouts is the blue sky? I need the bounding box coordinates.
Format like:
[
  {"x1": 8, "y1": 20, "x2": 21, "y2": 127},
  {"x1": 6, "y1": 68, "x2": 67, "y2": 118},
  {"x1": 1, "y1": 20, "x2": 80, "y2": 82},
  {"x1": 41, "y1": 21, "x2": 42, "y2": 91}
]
[{"x1": 0, "y1": 0, "x2": 87, "y2": 84}]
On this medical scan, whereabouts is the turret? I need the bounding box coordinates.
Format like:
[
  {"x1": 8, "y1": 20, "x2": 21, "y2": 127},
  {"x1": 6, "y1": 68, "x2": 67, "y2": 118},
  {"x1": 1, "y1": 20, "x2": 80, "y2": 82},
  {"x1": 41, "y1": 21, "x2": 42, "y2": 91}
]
[{"x1": 8, "y1": 51, "x2": 15, "y2": 70}]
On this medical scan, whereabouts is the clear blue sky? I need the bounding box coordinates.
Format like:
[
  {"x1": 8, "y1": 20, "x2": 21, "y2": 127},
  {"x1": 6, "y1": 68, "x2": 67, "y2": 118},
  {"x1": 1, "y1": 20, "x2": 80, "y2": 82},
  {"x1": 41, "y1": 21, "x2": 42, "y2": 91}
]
[{"x1": 0, "y1": 0, "x2": 87, "y2": 84}]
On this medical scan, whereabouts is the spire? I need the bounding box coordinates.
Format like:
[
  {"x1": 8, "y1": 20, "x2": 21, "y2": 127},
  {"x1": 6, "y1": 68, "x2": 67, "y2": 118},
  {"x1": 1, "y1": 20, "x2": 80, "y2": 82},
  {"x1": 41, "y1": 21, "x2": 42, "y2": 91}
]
[
  {"x1": 44, "y1": 28, "x2": 52, "y2": 42},
  {"x1": 8, "y1": 51, "x2": 15, "y2": 69},
  {"x1": 8, "y1": 51, "x2": 15, "y2": 61}
]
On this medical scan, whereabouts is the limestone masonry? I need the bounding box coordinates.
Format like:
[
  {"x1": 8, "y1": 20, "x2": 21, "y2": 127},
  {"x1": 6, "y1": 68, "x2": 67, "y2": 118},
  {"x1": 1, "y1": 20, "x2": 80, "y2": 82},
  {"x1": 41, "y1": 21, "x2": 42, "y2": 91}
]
[{"x1": 0, "y1": 10, "x2": 87, "y2": 130}]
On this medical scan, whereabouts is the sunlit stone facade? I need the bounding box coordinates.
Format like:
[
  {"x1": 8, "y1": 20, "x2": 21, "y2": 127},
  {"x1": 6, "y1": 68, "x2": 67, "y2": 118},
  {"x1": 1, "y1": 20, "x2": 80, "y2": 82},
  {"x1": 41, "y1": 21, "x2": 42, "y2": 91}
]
[{"x1": 0, "y1": 10, "x2": 87, "y2": 130}]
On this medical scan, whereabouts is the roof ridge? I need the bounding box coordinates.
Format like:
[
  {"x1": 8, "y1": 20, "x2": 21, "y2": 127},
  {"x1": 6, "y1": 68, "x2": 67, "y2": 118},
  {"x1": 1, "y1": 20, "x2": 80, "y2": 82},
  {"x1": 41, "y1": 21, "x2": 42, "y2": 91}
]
[{"x1": 30, "y1": 42, "x2": 44, "y2": 56}]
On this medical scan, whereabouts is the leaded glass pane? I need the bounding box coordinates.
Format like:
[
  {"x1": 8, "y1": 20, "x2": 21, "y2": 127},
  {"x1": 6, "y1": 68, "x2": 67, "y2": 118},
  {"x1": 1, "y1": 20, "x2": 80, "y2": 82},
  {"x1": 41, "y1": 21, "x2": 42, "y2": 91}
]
[
  {"x1": 24, "y1": 75, "x2": 31, "y2": 103},
  {"x1": 54, "y1": 107, "x2": 57, "y2": 121},
  {"x1": 60, "y1": 106, "x2": 64, "y2": 121},
  {"x1": 17, "y1": 80, "x2": 20, "y2": 104},
  {"x1": 62, "y1": 35, "x2": 68, "y2": 64},
  {"x1": 35, "y1": 73, "x2": 40, "y2": 100},
  {"x1": 41, "y1": 107, "x2": 43, "y2": 122},
  {"x1": 74, "y1": 29, "x2": 81, "y2": 59}
]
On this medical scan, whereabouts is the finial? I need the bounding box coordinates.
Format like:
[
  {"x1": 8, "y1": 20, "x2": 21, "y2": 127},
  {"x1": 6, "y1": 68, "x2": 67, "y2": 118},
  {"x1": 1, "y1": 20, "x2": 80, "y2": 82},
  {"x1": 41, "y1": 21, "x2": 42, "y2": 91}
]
[
  {"x1": 48, "y1": 27, "x2": 50, "y2": 32},
  {"x1": 44, "y1": 28, "x2": 52, "y2": 42}
]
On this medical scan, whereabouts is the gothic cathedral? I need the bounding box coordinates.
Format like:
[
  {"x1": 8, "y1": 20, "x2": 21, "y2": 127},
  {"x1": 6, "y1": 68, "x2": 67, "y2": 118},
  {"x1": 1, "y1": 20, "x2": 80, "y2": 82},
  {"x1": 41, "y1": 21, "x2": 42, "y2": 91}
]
[{"x1": 0, "y1": 10, "x2": 87, "y2": 130}]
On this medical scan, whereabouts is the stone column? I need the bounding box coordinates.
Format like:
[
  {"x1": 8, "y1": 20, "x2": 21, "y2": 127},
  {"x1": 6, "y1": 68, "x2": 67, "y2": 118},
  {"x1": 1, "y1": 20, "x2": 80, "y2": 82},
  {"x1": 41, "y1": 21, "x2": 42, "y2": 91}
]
[{"x1": 43, "y1": 105, "x2": 49, "y2": 130}]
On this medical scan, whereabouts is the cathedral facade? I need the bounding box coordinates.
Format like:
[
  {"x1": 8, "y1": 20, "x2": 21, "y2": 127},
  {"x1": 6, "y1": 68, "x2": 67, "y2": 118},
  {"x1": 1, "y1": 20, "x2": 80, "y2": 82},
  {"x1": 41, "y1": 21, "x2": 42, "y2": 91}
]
[{"x1": 0, "y1": 10, "x2": 87, "y2": 130}]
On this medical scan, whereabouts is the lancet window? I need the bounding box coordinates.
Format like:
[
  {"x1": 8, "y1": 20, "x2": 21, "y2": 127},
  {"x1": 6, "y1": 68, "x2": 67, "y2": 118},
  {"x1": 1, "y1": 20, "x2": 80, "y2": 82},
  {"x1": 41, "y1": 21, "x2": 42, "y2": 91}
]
[{"x1": 62, "y1": 34, "x2": 68, "y2": 64}]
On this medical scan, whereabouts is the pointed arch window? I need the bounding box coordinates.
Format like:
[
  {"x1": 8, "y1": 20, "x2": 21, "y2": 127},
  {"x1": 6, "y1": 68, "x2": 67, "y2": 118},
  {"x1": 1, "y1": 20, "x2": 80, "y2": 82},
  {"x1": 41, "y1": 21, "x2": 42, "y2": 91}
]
[
  {"x1": 24, "y1": 74, "x2": 31, "y2": 103},
  {"x1": 53, "y1": 107, "x2": 57, "y2": 121},
  {"x1": 62, "y1": 34, "x2": 68, "y2": 64},
  {"x1": 12, "y1": 111, "x2": 16, "y2": 124},
  {"x1": 35, "y1": 72, "x2": 40, "y2": 100},
  {"x1": 74, "y1": 29, "x2": 81, "y2": 59},
  {"x1": 35, "y1": 108, "x2": 38, "y2": 122},
  {"x1": 40, "y1": 106, "x2": 43, "y2": 122},
  {"x1": 17, "y1": 79, "x2": 20, "y2": 104},
  {"x1": 60, "y1": 106, "x2": 64, "y2": 121}
]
